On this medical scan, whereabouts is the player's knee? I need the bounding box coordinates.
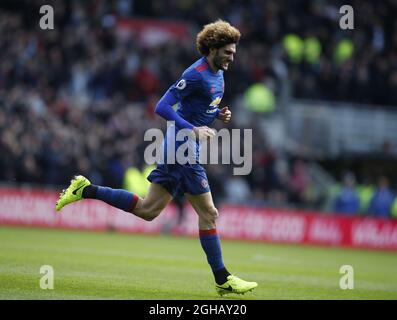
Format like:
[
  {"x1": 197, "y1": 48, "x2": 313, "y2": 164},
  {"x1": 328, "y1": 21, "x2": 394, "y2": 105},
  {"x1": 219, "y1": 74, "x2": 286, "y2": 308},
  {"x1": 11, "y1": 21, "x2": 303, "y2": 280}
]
[
  {"x1": 142, "y1": 203, "x2": 163, "y2": 221},
  {"x1": 211, "y1": 207, "x2": 219, "y2": 219},
  {"x1": 142, "y1": 210, "x2": 159, "y2": 221},
  {"x1": 205, "y1": 206, "x2": 219, "y2": 224},
  {"x1": 143, "y1": 214, "x2": 157, "y2": 222}
]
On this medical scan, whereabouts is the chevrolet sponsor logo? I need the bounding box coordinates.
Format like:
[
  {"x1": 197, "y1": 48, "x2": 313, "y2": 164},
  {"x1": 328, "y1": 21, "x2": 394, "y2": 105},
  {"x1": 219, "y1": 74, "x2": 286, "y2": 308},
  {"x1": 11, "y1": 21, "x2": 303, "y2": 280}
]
[{"x1": 209, "y1": 97, "x2": 222, "y2": 107}]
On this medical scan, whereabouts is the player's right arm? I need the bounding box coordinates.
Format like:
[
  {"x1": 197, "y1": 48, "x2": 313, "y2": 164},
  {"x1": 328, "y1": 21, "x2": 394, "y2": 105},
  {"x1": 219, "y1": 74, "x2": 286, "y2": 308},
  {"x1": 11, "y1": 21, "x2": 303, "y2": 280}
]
[
  {"x1": 155, "y1": 70, "x2": 215, "y2": 140},
  {"x1": 155, "y1": 90, "x2": 194, "y2": 129}
]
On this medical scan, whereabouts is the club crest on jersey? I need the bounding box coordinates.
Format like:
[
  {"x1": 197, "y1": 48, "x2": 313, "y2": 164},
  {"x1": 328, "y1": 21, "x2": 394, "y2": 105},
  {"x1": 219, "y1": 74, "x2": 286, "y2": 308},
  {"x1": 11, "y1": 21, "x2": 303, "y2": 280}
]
[
  {"x1": 201, "y1": 179, "x2": 209, "y2": 189},
  {"x1": 176, "y1": 79, "x2": 186, "y2": 90},
  {"x1": 209, "y1": 97, "x2": 222, "y2": 107}
]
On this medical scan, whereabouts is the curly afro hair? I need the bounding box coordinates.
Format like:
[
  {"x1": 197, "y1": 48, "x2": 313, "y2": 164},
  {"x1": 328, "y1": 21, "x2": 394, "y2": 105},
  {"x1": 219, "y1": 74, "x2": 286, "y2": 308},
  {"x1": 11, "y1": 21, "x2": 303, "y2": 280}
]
[{"x1": 196, "y1": 20, "x2": 241, "y2": 56}]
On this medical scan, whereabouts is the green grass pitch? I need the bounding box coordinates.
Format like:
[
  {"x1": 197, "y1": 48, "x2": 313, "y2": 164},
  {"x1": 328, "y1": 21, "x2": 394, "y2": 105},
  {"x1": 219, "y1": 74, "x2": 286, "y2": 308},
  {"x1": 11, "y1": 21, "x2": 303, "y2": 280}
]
[{"x1": 0, "y1": 226, "x2": 396, "y2": 300}]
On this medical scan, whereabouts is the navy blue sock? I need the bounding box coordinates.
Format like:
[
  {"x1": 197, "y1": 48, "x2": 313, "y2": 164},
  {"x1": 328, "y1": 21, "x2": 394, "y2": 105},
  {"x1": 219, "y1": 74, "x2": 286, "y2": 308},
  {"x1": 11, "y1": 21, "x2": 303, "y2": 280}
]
[
  {"x1": 83, "y1": 185, "x2": 138, "y2": 212},
  {"x1": 199, "y1": 229, "x2": 230, "y2": 284}
]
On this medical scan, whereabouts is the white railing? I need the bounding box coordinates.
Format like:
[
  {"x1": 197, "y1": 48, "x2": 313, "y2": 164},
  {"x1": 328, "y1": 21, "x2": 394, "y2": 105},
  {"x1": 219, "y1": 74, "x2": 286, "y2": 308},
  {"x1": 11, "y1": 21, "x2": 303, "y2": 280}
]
[{"x1": 287, "y1": 100, "x2": 397, "y2": 157}]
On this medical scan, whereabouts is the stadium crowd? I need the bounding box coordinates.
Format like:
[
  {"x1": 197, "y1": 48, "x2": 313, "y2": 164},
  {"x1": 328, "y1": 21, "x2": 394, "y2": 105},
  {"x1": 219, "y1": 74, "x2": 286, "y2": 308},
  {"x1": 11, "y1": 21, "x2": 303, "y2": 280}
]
[{"x1": 1, "y1": 0, "x2": 397, "y2": 218}]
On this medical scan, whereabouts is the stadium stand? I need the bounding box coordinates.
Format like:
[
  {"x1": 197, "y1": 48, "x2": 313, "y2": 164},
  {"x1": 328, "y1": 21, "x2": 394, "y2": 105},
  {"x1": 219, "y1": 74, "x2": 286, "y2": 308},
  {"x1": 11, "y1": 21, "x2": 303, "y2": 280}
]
[{"x1": 0, "y1": 0, "x2": 396, "y2": 217}]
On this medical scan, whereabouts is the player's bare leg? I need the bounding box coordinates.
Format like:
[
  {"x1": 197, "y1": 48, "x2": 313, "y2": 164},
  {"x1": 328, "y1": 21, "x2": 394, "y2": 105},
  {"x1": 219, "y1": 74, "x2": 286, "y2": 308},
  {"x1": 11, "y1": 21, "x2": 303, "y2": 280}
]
[
  {"x1": 186, "y1": 192, "x2": 257, "y2": 295},
  {"x1": 133, "y1": 183, "x2": 173, "y2": 221},
  {"x1": 186, "y1": 192, "x2": 218, "y2": 230}
]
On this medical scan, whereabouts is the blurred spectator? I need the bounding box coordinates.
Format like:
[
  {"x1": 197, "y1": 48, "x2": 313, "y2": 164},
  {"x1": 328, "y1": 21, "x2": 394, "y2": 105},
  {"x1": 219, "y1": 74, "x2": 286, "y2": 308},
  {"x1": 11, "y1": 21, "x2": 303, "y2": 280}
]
[
  {"x1": 368, "y1": 176, "x2": 395, "y2": 218},
  {"x1": 287, "y1": 159, "x2": 310, "y2": 205},
  {"x1": 356, "y1": 178, "x2": 375, "y2": 214},
  {"x1": 391, "y1": 194, "x2": 397, "y2": 219},
  {"x1": 333, "y1": 172, "x2": 360, "y2": 215},
  {"x1": 123, "y1": 163, "x2": 155, "y2": 197},
  {"x1": 224, "y1": 177, "x2": 251, "y2": 204}
]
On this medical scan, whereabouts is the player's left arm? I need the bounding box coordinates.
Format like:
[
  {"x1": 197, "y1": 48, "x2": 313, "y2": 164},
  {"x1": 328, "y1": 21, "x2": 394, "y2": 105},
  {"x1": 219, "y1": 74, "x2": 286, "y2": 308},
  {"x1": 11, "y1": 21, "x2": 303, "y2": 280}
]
[{"x1": 217, "y1": 106, "x2": 232, "y2": 123}]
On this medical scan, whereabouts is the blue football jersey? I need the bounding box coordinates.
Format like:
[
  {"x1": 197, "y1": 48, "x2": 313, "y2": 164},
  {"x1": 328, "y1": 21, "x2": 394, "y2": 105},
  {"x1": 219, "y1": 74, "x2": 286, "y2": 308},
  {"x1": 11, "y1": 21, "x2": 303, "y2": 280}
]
[
  {"x1": 168, "y1": 57, "x2": 225, "y2": 127},
  {"x1": 162, "y1": 57, "x2": 225, "y2": 164}
]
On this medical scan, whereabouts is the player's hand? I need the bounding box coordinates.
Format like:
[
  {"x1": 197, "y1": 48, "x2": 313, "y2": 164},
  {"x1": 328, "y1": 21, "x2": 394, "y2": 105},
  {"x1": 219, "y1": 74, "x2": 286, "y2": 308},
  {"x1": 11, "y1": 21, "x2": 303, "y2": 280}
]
[
  {"x1": 218, "y1": 106, "x2": 232, "y2": 123},
  {"x1": 192, "y1": 126, "x2": 216, "y2": 140}
]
